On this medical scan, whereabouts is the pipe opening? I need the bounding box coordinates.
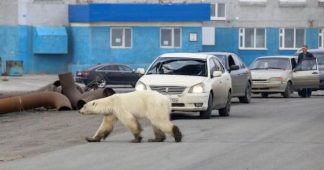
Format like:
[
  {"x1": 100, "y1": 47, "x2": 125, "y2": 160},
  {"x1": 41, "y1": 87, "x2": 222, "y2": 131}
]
[
  {"x1": 77, "y1": 100, "x2": 86, "y2": 110},
  {"x1": 58, "y1": 106, "x2": 72, "y2": 111}
]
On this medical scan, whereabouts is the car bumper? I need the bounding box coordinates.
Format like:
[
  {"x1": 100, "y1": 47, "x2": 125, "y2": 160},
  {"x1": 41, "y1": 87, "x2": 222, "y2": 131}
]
[
  {"x1": 252, "y1": 81, "x2": 286, "y2": 93},
  {"x1": 167, "y1": 93, "x2": 209, "y2": 112}
]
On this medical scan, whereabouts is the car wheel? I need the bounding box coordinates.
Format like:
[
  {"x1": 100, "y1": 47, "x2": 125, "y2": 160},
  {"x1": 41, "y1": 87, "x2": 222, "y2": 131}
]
[
  {"x1": 219, "y1": 91, "x2": 231, "y2": 117},
  {"x1": 239, "y1": 82, "x2": 251, "y2": 103},
  {"x1": 200, "y1": 93, "x2": 213, "y2": 119},
  {"x1": 261, "y1": 93, "x2": 268, "y2": 98},
  {"x1": 282, "y1": 81, "x2": 292, "y2": 98},
  {"x1": 298, "y1": 89, "x2": 307, "y2": 98}
]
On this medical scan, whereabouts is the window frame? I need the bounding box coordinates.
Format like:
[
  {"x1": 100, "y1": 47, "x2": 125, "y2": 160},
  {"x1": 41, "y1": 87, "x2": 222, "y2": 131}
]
[
  {"x1": 210, "y1": 3, "x2": 226, "y2": 20},
  {"x1": 110, "y1": 27, "x2": 132, "y2": 49},
  {"x1": 279, "y1": 28, "x2": 305, "y2": 50},
  {"x1": 239, "y1": 28, "x2": 267, "y2": 50},
  {"x1": 160, "y1": 27, "x2": 182, "y2": 48}
]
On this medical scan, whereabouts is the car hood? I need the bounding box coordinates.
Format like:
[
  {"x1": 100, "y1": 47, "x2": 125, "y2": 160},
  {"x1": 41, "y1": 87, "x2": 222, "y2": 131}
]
[
  {"x1": 138, "y1": 74, "x2": 208, "y2": 87},
  {"x1": 251, "y1": 69, "x2": 289, "y2": 80}
]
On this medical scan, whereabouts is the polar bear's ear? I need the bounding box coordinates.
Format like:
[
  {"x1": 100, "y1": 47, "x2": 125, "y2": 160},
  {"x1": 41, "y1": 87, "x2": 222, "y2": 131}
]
[{"x1": 92, "y1": 102, "x2": 97, "y2": 106}]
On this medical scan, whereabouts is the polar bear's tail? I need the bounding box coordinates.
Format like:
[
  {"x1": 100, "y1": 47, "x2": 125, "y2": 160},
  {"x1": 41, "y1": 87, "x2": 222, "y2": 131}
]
[{"x1": 172, "y1": 125, "x2": 182, "y2": 142}]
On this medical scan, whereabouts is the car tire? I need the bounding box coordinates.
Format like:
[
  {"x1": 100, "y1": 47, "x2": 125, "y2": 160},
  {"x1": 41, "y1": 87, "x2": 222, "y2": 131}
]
[
  {"x1": 298, "y1": 89, "x2": 307, "y2": 98},
  {"x1": 282, "y1": 81, "x2": 292, "y2": 98},
  {"x1": 200, "y1": 93, "x2": 213, "y2": 119},
  {"x1": 219, "y1": 91, "x2": 231, "y2": 117},
  {"x1": 261, "y1": 93, "x2": 268, "y2": 98},
  {"x1": 239, "y1": 82, "x2": 251, "y2": 103}
]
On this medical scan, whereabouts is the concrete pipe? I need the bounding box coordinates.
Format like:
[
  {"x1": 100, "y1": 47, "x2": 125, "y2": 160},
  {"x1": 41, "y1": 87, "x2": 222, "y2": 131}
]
[
  {"x1": 77, "y1": 87, "x2": 115, "y2": 109},
  {"x1": 0, "y1": 91, "x2": 72, "y2": 114},
  {"x1": 59, "y1": 72, "x2": 82, "y2": 109}
]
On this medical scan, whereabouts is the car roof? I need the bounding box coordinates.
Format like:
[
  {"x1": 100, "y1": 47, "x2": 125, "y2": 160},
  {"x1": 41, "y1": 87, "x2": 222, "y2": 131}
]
[
  {"x1": 295, "y1": 48, "x2": 324, "y2": 54},
  {"x1": 308, "y1": 48, "x2": 324, "y2": 53},
  {"x1": 159, "y1": 53, "x2": 211, "y2": 59},
  {"x1": 86, "y1": 63, "x2": 130, "y2": 70},
  {"x1": 201, "y1": 52, "x2": 234, "y2": 56},
  {"x1": 256, "y1": 55, "x2": 296, "y2": 59}
]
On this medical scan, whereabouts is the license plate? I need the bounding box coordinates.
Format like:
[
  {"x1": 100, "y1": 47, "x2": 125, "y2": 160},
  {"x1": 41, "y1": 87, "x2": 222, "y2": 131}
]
[{"x1": 169, "y1": 96, "x2": 179, "y2": 103}]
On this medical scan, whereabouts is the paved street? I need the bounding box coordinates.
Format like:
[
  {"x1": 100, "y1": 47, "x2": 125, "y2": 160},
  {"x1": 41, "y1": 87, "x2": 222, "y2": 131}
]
[{"x1": 1, "y1": 94, "x2": 324, "y2": 170}]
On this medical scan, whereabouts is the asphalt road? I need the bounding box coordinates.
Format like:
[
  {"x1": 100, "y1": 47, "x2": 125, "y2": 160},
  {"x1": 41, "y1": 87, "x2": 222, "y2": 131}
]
[{"x1": 1, "y1": 94, "x2": 324, "y2": 170}]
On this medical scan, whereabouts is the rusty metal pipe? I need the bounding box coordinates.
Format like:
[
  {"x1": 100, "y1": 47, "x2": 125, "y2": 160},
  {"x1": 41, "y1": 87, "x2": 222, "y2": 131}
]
[
  {"x1": 59, "y1": 72, "x2": 82, "y2": 109},
  {"x1": 0, "y1": 81, "x2": 61, "y2": 99},
  {"x1": 0, "y1": 91, "x2": 72, "y2": 114},
  {"x1": 77, "y1": 88, "x2": 115, "y2": 109}
]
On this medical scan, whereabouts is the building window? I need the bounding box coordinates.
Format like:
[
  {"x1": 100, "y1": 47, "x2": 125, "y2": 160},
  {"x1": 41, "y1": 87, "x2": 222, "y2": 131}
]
[
  {"x1": 279, "y1": 28, "x2": 305, "y2": 49},
  {"x1": 320, "y1": 28, "x2": 323, "y2": 48},
  {"x1": 160, "y1": 28, "x2": 181, "y2": 48},
  {"x1": 211, "y1": 3, "x2": 226, "y2": 20},
  {"x1": 110, "y1": 27, "x2": 132, "y2": 48},
  {"x1": 239, "y1": 28, "x2": 266, "y2": 49}
]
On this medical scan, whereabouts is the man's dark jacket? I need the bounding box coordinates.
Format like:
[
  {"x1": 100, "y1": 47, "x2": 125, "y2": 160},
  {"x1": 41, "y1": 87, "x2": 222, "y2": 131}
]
[{"x1": 298, "y1": 52, "x2": 315, "y2": 64}]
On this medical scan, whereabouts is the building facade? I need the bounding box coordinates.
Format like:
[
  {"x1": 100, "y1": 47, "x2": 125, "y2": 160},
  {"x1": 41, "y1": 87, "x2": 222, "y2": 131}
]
[{"x1": 0, "y1": 0, "x2": 324, "y2": 74}]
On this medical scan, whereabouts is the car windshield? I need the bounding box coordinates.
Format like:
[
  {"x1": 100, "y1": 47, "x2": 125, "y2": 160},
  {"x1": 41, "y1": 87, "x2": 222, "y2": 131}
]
[
  {"x1": 146, "y1": 57, "x2": 208, "y2": 77},
  {"x1": 250, "y1": 58, "x2": 291, "y2": 70}
]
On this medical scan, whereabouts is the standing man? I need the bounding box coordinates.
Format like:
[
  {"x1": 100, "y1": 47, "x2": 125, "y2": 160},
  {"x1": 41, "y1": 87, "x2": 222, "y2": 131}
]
[{"x1": 297, "y1": 45, "x2": 315, "y2": 97}]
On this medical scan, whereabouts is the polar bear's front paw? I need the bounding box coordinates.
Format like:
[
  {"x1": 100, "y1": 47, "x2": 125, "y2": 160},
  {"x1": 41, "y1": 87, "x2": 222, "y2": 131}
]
[{"x1": 85, "y1": 137, "x2": 101, "y2": 142}]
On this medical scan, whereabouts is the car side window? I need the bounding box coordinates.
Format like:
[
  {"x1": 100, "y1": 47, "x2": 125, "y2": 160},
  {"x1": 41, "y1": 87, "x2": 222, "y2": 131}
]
[
  {"x1": 294, "y1": 59, "x2": 317, "y2": 71},
  {"x1": 118, "y1": 65, "x2": 132, "y2": 72},
  {"x1": 228, "y1": 55, "x2": 237, "y2": 68},
  {"x1": 213, "y1": 58, "x2": 225, "y2": 73},
  {"x1": 99, "y1": 65, "x2": 118, "y2": 71},
  {"x1": 209, "y1": 59, "x2": 220, "y2": 77}
]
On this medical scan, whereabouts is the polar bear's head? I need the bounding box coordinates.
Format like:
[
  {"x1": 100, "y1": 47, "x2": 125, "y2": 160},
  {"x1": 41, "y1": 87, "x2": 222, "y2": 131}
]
[
  {"x1": 79, "y1": 101, "x2": 99, "y2": 115},
  {"x1": 79, "y1": 97, "x2": 115, "y2": 115}
]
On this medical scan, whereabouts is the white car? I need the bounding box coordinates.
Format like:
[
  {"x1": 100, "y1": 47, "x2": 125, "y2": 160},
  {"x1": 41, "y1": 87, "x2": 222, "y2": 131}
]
[
  {"x1": 250, "y1": 56, "x2": 319, "y2": 98},
  {"x1": 135, "y1": 53, "x2": 232, "y2": 119}
]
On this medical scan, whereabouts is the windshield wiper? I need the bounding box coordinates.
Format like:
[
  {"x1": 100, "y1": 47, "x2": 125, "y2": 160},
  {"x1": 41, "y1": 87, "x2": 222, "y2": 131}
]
[
  {"x1": 250, "y1": 68, "x2": 267, "y2": 70},
  {"x1": 267, "y1": 67, "x2": 285, "y2": 70}
]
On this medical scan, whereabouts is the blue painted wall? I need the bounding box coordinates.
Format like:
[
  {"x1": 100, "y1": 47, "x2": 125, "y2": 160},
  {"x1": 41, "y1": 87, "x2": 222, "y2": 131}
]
[
  {"x1": 69, "y1": 3, "x2": 210, "y2": 22},
  {"x1": 69, "y1": 26, "x2": 202, "y2": 73},
  {"x1": 0, "y1": 25, "x2": 71, "y2": 74},
  {"x1": 203, "y1": 27, "x2": 320, "y2": 66},
  {"x1": 0, "y1": 25, "x2": 321, "y2": 74}
]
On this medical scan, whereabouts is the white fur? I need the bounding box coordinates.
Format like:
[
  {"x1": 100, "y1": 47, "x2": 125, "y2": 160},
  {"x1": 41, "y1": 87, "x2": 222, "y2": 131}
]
[{"x1": 80, "y1": 90, "x2": 174, "y2": 135}]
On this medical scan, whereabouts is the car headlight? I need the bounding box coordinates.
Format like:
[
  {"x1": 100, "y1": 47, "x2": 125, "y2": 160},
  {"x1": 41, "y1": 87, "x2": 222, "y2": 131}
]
[
  {"x1": 268, "y1": 77, "x2": 283, "y2": 82},
  {"x1": 189, "y1": 83, "x2": 205, "y2": 93},
  {"x1": 135, "y1": 81, "x2": 147, "y2": 91}
]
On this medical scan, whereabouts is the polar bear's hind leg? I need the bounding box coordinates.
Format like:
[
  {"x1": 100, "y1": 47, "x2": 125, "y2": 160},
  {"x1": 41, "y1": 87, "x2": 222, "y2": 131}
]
[{"x1": 148, "y1": 126, "x2": 166, "y2": 142}]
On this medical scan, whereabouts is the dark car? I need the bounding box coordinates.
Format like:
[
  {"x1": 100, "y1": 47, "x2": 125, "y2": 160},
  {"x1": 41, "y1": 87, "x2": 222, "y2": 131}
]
[
  {"x1": 203, "y1": 52, "x2": 252, "y2": 103},
  {"x1": 295, "y1": 48, "x2": 324, "y2": 90},
  {"x1": 75, "y1": 63, "x2": 141, "y2": 87}
]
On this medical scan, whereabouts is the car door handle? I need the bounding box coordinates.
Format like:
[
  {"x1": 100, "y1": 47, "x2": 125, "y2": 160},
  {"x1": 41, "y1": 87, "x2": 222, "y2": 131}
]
[{"x1": 312, "y1": 72, "x2": 319, "y2": 74}]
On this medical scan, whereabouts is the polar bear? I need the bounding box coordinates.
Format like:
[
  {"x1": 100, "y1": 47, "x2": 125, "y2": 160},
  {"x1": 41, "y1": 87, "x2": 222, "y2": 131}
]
[{"x1": 79, "y1": 90, "x2": 182, "y2": 143}]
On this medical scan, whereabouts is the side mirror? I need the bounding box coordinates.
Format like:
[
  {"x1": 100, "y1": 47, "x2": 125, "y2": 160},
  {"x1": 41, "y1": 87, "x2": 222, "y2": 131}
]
[
  {"x1": 136, "y1": 68, "x2": 145, "y2": 75},
  {"x1": 230, "y1": 65, "x2": 240, "y2": 71},
  {"x1": 212, "y1": 71, "x2": 222, "y2": 78}
]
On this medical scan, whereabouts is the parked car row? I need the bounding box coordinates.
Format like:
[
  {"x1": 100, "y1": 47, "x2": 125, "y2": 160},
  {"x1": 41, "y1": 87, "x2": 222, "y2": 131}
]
[{"x1": 75, "y1": 49, "x2": 324, "y2": 119}]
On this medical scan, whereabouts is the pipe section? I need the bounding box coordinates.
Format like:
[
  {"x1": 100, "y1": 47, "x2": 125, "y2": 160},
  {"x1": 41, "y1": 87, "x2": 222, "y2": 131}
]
[
  {"x1": 77, "y1": 88, "x2": 115, "y2": 109},
  {"x1": 59, "y1": 72, "x2": 82, "y2": 109},
  {"x1": 0, "y1": 91, "x2": 72, "y2": 114}
]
